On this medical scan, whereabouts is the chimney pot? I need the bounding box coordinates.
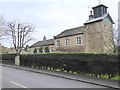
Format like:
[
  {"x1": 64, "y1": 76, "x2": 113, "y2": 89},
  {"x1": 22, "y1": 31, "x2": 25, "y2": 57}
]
[{"x1": 90, "y1": 11, "x2": 92, "y2": 15}]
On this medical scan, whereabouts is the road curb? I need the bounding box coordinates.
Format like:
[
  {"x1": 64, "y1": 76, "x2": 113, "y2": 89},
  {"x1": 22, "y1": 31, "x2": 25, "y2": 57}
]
[{"x1": 1, "y1": 64, "x2": 119, "y2": 89}]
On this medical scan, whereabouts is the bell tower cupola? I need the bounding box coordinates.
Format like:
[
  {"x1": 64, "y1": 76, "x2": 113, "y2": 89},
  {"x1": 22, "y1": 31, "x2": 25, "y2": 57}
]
[{"x1": 92, "y1": 4, "x2": 108, "y2": 18}]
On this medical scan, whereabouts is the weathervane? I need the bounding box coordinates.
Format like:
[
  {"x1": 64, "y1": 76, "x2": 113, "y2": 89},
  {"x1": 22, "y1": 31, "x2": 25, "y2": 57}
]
[{"x1": 99, "y1": 0, "x2": 101, "y2": 4}]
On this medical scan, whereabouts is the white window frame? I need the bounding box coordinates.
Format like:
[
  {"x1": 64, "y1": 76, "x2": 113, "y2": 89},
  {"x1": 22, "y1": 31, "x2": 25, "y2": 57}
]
[
  {"x1": 65, "y1": 38, "x2": 69, "y2": 46},
  {"x1": 56, "y1": 40, "x2": 60, "y2": 47},
  {"x1": 50, "y1": 47, "x2": 54, "y2": 52},
  {"x1": 76, "y1": 36, "x2": 82, "y2": 45}
]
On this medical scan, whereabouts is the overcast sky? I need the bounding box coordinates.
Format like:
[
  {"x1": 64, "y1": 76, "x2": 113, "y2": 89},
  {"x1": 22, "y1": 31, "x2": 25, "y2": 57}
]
[{"x1": 0, "y1": 0, "x2": 119, "y2": 47}]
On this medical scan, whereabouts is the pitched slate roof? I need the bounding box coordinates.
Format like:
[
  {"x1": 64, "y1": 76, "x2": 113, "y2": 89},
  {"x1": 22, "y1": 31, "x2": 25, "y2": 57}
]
[
  {"x1": 84, "y1": 13, "x2": 114, "y2": 25},
  {"x1": 54, "y1": 26, "x2": 85, "y2": 39},
  {"x1": 30, "y1": 39, "x2": 54, "y2": 48},
  {"x1": 92, "y1": 4, "x2": 108, "y2": 9}
]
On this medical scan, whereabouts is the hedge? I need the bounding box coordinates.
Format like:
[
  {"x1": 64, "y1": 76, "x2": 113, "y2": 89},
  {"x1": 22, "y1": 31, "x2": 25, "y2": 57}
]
[
  {"x1": 1, "y1": 54, "x2": 16, "y2": 64},
  {"x1": 1, "y1": 53, "x2": 119, "y2": 79}
]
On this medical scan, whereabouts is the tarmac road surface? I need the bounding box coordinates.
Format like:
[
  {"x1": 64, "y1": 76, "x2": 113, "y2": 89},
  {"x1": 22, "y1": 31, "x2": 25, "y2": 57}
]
[{"x1": 1, "y1": 65, "x2": 107, "y2": 88}]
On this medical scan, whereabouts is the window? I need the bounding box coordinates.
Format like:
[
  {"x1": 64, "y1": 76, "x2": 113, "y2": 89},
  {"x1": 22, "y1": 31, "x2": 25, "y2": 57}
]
[
  {"x1": 76, "y1": 37, "x2": 81, "y2": 45},
  {"x1": 39, "y1": 48, "x2": 43, "y2": 53},
  {"x1": 65, "y1": 38, "x2": 69, "y2": 46},
  {"x1": 50, "y1": 47, "x2": 54, "y2": 52},
  {"x1": 33, "y1": 48, "x2": 37, "y2": 53},
  {"x1": 56, "y1": 40, "x2": 60, "y2": 47},
  {"x1": 44, "y1": 47, "x2": 49, "y2": 53}
]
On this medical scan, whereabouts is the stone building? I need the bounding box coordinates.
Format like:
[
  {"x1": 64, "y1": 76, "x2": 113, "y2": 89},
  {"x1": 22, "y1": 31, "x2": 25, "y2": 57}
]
[
  {"x1": 28, "y1": 36, "x2": 54, "y2": 54},
  {"x1": 29, "y1": 4, "x2": 114, "y2": 54}
]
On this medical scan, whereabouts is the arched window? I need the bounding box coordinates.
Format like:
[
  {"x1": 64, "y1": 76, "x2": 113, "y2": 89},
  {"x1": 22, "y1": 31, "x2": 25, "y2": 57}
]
[
  {"x1": 44, "y1": 47, "x2": 49, "y2": 53},
  {"x1": 33, "y1": 48, "x2": 37, "y2": 53}
]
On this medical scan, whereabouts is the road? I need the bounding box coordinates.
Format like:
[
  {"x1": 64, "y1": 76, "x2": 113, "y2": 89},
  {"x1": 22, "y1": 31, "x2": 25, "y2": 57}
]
[{"x1": 1, "y1": 65, "x2": 106, "y2": 88}]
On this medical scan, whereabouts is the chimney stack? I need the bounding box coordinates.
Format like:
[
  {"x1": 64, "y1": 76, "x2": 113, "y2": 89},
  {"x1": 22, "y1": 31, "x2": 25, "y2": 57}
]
[{"x1": 89, "y1": 10, "x2": 93, "y2": 19}]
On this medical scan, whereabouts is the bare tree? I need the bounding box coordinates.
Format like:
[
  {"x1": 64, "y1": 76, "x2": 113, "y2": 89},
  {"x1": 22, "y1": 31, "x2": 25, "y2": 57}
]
[
  {"x1": 118, "y1": 7, "x2": 120, "y2": 46},
  {"x1": 6, "y1": 21, "x2": 34, "y2": 56},
  {"x1": 118, "y1": 20, "x2": 120, "y2": 53},
  {"x1": 98, "y1": 24, "x2": 118, "y2": 54},
  {"x1": 0, "y1": 15, "x2": 5, "y2": 39}
]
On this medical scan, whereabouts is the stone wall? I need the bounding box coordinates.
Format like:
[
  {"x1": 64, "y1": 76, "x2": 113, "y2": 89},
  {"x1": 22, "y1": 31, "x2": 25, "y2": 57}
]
[
  {"x1": 82, "y1": 21, "x2": 104, "y2": 53},
  {"x1": 102, "y1": 17, "x2": 114, "y2": 53},
  {"x1": 54, "y1": 34, "x2": 85, "y2": 52},
  {"x1": 84, "y1": 18, "x2": 114, "y2": 53}
]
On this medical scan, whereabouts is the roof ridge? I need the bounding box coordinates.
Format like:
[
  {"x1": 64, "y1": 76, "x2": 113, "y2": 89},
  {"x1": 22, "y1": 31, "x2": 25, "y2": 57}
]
[
  {"x1": 30, "y1": 39, "x2": 54, "y2": 48},
  {"x1": 54, "y1": 26, "x2": 84, "y2": 38},
  {"x1": 65, "y1": 26, "x2": 84, "y2": 31},
  {"x1": 57, "y1": 26, "x2": 84, "y2": 35}
]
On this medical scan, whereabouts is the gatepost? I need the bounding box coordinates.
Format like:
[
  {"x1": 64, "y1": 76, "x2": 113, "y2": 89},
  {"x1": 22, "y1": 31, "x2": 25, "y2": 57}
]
[{"x1": 15, "y1": 55, "x2": 20, "y2": 66}]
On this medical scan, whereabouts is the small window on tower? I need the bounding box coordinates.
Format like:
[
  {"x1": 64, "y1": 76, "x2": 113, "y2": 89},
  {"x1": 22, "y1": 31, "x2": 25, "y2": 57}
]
[{"x1": 98, "y1": 8, "x2": 101, "y2": 17}]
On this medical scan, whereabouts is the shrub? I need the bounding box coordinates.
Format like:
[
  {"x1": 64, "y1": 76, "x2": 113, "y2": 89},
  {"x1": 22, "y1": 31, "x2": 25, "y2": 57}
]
[
  {"x1": 2, "y1": 53, "x2": 119, "y2": 79},
  {"x1": 1, "y1": 54, "x2": 16, "y2": 64}
]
